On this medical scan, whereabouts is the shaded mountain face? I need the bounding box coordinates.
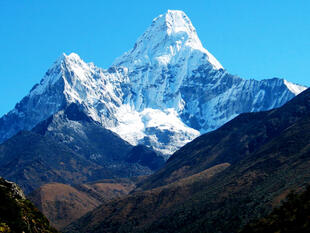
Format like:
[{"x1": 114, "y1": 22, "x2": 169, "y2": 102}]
[
  {"x1": 0, "y1": 177, "x2": 58, "y2": 233},
  {"x1": 33, "y1": 103, "x2": 165, "y2": 170},
  {"x1": 125, "y1": 145, "x2": 165, "y2": 171},
  {"x1": 0, "y1": 10, "x2": 306, "y2": 156},
  {"x1": 65, "y1": 88, "x2": 310, "y2": 233},
  {"x1": 0, "y1": 104, "x2": 164, "y2": 194},
  {"x1": 0, "y1": 130, "x2": 107, "y2": 194},
  {"x1": 33, "y1": 103, "x2": 133, "y2": 165}
]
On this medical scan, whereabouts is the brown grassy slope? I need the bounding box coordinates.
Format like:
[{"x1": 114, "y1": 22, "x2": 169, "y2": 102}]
[
  {"x1": 30, "y1": 179, "x2": 136, "y2": 230},
  {"x1": 30, "y1": 183, "x2": 100, "y2": 229},
  {"x1": 64, "y1": 163, "x2": 230, "y2": 232}
]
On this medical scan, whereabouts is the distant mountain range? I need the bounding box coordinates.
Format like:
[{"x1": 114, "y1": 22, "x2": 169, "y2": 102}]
[{"x1": 0, "y1": 10, "x2": 306, "y2": 156}]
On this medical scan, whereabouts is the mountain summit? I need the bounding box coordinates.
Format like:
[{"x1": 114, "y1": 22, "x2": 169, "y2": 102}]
[
  {"x1": 114, "y1": 10, "x2": 223, "y2": 70},
  {"x1": 0, "y1": 10, "x2": 306, "y2": 156}
]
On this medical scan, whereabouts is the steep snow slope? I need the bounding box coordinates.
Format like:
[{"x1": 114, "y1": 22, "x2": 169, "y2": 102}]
[{"x1": 0, "y1": 10, "x2": 306, "y2": 156}]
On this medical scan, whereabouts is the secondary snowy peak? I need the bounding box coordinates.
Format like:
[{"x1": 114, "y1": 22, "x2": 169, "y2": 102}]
[
  {"x1": 30, "y1": 52, "x2": 121, "y2": 109},
  {"x1": 114, "y1": 10, "x2": 223, "y2": 70},
  {"x1": 283, "y1": 80, "x2": 307, "y2": 95},
  {"x1": 54, "y1": 52, "x2": 83, "y2": 66},
  {"x1": 51, "y1": 52, "x2": 85, "y2": 73},
  {"x1": 30, "y1": 52, "x2": 86, "y2": 96}
]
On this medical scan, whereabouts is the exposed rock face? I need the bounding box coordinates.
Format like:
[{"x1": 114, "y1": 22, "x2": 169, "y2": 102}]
[{"x1": 0, "y1": 177, "x2": 26, "y2": 200}]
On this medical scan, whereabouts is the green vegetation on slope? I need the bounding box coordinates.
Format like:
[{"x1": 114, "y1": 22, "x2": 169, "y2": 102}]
[
  {"x1": 0, "y1": 177, "x2": 58, "y2": 233},
  {"x1": 241, "y1": 186, "x2": 310, "y2": 233}
]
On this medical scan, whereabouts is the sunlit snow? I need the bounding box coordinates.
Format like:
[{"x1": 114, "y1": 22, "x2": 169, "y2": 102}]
[{"x1": 0, "y1": 10, "x2": 307, "y2": 157}]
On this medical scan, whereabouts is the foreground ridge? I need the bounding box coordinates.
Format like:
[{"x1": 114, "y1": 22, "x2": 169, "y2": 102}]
[{"x1": 0, "y1": 177, "x2": 58, "y2": 233}]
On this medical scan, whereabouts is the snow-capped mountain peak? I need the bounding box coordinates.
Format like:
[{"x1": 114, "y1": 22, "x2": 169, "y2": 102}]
[
  {"x1": 29, "y1": 52, "x2": 89, "y2": 98},
  {"x1": 0, "y1": 10, "x2": 307, "y2": 157},
  {"x1": 51, "y1": 52, "x2": 84, "y2": 74},
  {"x1": 156, "y1": 10, "x2": 197, "y2": 39},
  {"x1": 62, "y1": 52, "x2": 82, "y2": 61},
  {"x1": 56, "y1": 52, "x2": 82, "y2": 64},
  {"x1": 114, "y1": 10, "x2": 223, "y2": 70},
  {"x1": 283, "y1": 79, "x2": 307, "y2": 95}
]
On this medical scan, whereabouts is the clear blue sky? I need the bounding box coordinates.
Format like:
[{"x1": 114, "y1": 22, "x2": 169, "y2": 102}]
[{"x1": 0, "y1": 0, "x2": 309, "y2": 116}]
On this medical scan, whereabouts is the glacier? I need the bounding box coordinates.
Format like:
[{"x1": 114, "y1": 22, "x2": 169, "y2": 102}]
[{"x1": 0, "y1": 10, "x2": 307, "y2": 157}]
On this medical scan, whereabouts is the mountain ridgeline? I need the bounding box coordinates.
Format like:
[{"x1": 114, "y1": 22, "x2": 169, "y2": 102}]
[
  {"x1": 0, "y1": 103, "x2": 164, "y2": 194},
  {"x1": 138, "y1": 85, "x2": 310, "y2": 190},
  {"x1": 0, "y1": 10, "x2": 306, "y2": 156},
  {"x1": 65, "y1": 87, "x2": 310, "y2": 233}
]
